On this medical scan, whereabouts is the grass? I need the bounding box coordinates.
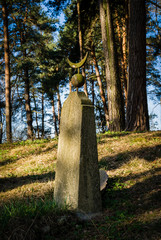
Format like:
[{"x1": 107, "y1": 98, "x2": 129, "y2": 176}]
[{"x1": 0, "y1": 131, "x2": 161, "y2": 239}]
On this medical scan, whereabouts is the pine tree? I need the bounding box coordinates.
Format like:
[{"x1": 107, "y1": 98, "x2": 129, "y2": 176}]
[
  {"x1": 2, "y1": 0, "x2": 12, "y2": 142},
  {"x1": 99, "y1": 0, "x2": 125, "y2": 131},
  {"x1": 126, "y1": 0, "x2": 149, "y2": 131}
]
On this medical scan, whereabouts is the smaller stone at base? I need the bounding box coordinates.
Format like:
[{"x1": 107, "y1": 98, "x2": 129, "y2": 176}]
[
  {"x1": 76, "y1": 211, "x2": 102, "y2": 221},
  {"x1": 99, "y1": 169, "x2": 108, "y2": 191}
]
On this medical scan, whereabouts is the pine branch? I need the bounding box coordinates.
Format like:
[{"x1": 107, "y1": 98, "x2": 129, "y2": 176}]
[{"x1": 148, "y1": 0, "x2": 161, "y2": 9}]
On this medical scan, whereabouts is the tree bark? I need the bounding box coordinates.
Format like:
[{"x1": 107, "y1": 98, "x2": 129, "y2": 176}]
[
  {"x1": 2, "y1": 0, "x2": 12, "y2": 142},
  {"x1": 99, "y1": 0, "x2": 125, "y2": 131},
  {"x1": 126, "y1": 0, "x2": 149, "y2": 131}
]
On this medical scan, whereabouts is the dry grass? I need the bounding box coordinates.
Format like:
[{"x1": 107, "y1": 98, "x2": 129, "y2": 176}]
[
  {"x1": 0, "y1": 139, "x2": 57, "y2": 203},
  {"x1": 0, "y1": 132, "x2": 161, "y2": 239}
]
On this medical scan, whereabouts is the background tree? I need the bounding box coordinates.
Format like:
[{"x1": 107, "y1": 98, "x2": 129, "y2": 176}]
[
  {"x1": 2, "y1": 0, "x2": 12, "y2": 142},
  {"x1": 126, "y1": 0, "x2": 149, "y2": 131},
  {"x1": 99, "y1": 0, "x2": 125, "y2": 131}
]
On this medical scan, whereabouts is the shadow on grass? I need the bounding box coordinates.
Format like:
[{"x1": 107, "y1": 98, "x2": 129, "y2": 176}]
[
  {"x1": 100, "y1": 169, "x2": 161, "y2": 239},
  {"x1": 99, "y1": 144, "x2": 161, "y2": 170},
  {"x1": 0, "y1": 157, "x2": 18, "y2": 167},
  {"x1": 0, "y1": 169, "x2": 161, "y2": 239},
  {"x1": 97, "y1": 132, "x2": 130, "y2": 144},
  {"x1": 0, "y1": 171, "x2": 55, "y2": 193},
  {"x1": 0, "y1": 143, "x2": 57, "y2": 167}
]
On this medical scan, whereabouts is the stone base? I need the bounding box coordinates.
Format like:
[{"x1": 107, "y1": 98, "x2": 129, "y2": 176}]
[{"x1": 54, "y1": 92, "x2": 102, "y2": 214}]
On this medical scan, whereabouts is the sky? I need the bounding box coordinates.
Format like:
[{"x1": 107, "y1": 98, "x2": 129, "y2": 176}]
[{"x1": 148, "y1": 97, "x2": 161, "y2": 130}]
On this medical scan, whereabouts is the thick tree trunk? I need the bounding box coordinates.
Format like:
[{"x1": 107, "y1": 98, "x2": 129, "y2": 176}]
[
  {"x1": 51, "y1": 95, "x2": 58, "y2": 137},
  {"x1": 91, "y1": 43, "x2": 109, "y2": 128},
  {"x1": 77, "y1": 0, "x2": 88, "y2": 96},
  {"x1": 99, "y1": 0, "x2": 125, "y2": 131},
  {"x1": 2, "y1": 0, "x2": 12, "y2": 142},
  {"x1": 126, "y1": 0, "x2": 149, "y2": 131}
]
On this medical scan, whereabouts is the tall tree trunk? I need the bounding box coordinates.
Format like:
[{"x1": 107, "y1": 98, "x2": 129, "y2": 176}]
[
  {"x1": 56, "y1": 85, "x2": 61, "y2": 130},
  {"x1": 91, "y1": 65, "x2": 95, "y2": 105},
  {"x1": 33, "y1": 90, "x2": 39, "y2": 139},
  {"x1": 20, "y1": 32, "x2": 33, "y2": 139},
  {"x1": 99, "y1": 0, "x2": 125, "y2": 131},
  {"x1": 41, "y1": 91, "x2": 44, "y2": 138},
  {"x1": 91, "y1": 43, "x2": 109, "y2": 128},
  {"x1": 24, "y1": 60, "x2": 33, "y2": 139},
  {"x1": 126, "y1": 0, "x2": 149, "y2": 131},
  {"x1": 115, "y1": 13, "x2": 128, "y2": 104},
  {"x1": 0, "y1": 109, "x2": 3, "y2": 144},
  {"x1": 122, "y1": 20, "x2": 128, "y2": 105},
  {"x1": 51, "y1": 95, "x2": 58, "y2": 137},
  {"x1": 97, "y1": 104, "x2": 105, "y2": 132},
  {"x1": 69, "y1": 70, "x2": 72, "y2": 93},
  {"x1": 77, "y1": 0, "x2": 88, "y2": 96},
  {"x1": 2, "y1": 0, "x2": 12, "y2": 142}
]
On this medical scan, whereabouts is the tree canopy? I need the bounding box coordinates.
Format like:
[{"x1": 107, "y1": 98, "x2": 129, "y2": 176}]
[{"x1": 0, "y1": 0, "x2": 161, "y2": 142}]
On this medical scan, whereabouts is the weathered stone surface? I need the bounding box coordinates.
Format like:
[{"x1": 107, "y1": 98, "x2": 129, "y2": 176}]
[
  {"x1": 54, "y1": 92, "x2": 102, "y2": 214},
  {"x1": 99, "y1": 169, "x2": 108, "y2": 191}
]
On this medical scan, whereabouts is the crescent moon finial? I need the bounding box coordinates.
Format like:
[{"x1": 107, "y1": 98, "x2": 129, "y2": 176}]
[{"x1": 67, "y1": 52, "x2": 88, "y2": 69}]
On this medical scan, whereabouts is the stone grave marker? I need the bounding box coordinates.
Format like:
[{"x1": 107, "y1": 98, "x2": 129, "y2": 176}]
[{"x1": 54, "y1": 91, "x2": 102, "y2": 218}]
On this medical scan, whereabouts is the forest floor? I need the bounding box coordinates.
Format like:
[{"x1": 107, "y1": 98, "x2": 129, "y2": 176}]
[{"x1": 0, "y1": 131, "x2": 161, "y2": 240}]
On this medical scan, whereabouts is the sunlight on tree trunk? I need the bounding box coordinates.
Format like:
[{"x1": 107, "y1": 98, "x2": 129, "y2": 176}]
[
  {"x1": 99, "y1": 0, "x2": 125, "y2": 131},
  {"x1": 2, "y1": 0, "x2": 12, "y2": 142},
  {"x1": 126, "y1": 0, "x2": 149, "y2": 131}
]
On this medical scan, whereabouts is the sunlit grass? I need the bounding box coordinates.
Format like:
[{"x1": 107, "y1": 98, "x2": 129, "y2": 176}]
[{"x1": 0, "y1": 131, "x2": 161, "y2": 239}]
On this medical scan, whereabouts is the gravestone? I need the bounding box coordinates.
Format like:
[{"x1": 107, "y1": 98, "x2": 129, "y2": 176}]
[{"x1": 54, "y1": 91, "x2": 102, "y2": 217}]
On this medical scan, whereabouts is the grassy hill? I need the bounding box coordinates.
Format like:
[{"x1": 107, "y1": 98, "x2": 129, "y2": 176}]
[{"x1": 0, "y1": 131, "x2": 161, "y2": 240}]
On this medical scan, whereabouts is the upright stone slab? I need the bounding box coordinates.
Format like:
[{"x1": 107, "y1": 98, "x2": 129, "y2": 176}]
[{"x1": 54, "y1": 92, "x2": 102, "y2": 215}]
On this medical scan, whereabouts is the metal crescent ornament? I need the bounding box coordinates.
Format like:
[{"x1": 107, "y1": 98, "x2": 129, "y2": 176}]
[
  {"x1": 67, "y1": 52, "x2": 88, "y2": 88},
  {"x1": 67, "y1": 52, "x2": 88, "y2": 69}
]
